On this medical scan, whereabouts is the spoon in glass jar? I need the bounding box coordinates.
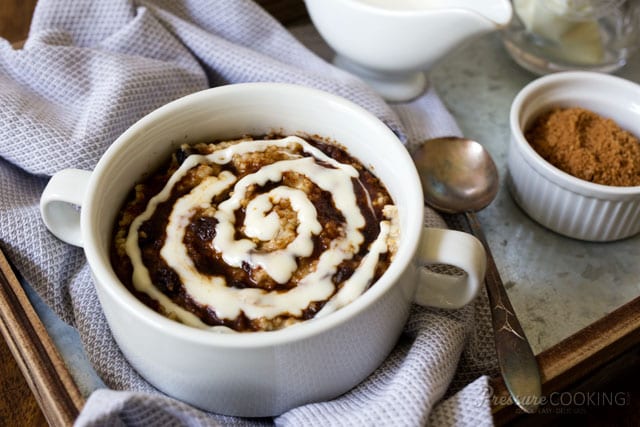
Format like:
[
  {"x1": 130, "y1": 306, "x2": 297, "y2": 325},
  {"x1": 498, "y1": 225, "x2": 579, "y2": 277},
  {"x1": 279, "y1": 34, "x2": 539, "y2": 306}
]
[{"x1": 412, "y1": 136, "x2": 541, "y2": 414}]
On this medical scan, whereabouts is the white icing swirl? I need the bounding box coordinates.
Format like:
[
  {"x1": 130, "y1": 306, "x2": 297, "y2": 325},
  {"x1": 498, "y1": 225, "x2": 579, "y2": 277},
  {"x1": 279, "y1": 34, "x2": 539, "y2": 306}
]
[{"x1": 125, "y1": 136, "x2": 396, "y2": 331}]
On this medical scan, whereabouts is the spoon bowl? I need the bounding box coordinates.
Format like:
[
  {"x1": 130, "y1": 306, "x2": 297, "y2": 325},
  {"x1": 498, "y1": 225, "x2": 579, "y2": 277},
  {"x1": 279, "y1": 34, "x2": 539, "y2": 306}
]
[{"x1": 413, "y1": 137, "x2": 499, "y2": 214}]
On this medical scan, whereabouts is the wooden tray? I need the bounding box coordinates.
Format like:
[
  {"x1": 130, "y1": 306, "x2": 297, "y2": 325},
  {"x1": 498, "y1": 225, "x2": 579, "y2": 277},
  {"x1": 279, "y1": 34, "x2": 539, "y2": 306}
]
[
  {"x1": 443, "y1": 214, "x2": 640, "y2": 425},
  {"x1": 0, "y1": 249, "x2": 83, "y2": 426}
]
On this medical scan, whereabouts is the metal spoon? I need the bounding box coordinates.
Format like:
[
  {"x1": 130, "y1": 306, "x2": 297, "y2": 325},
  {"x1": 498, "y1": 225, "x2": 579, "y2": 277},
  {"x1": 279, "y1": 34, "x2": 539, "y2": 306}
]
[{"x1": 413, "y1": 136, "x2": 542, "y2": 414}]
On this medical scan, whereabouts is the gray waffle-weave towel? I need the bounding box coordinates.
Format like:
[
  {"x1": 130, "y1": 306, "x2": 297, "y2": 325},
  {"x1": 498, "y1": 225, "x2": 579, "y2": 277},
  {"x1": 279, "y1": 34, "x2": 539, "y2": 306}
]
[{"x1": 0, "y1": 0, "x2": 499, "y2": 425}]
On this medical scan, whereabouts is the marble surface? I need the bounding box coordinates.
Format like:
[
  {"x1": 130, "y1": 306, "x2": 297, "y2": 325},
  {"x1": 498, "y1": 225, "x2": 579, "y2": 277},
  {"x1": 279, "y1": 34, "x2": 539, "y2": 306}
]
[
  {"x1": 430, "y1": 33, "x2": 640, "y2": 354},
  {"x1": 27, "y1": 27, "x2": 640, "y2": 398}
]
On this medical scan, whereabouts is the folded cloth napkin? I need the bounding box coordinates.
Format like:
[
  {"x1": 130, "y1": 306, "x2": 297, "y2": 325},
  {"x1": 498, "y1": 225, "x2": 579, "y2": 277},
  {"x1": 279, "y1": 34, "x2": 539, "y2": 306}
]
[{"x1": 0, "y1": 0, "x2": 499, "y2": 425}]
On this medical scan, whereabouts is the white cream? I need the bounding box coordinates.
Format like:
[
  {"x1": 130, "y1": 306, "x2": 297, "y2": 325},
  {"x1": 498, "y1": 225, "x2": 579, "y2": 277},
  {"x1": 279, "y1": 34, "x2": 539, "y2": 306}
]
[
  {"x1": 213, "y1": 157, "x2": 363, "y2": 285},
  {"x1": 514, "y1": 0, "x2": 604, "y2": 64},
  {"x1": 315, "y1": 220, "x2": 391, "y2": 318},
  {"x1": 125, "y1": 136, "x2": 396, "y2": 330}
]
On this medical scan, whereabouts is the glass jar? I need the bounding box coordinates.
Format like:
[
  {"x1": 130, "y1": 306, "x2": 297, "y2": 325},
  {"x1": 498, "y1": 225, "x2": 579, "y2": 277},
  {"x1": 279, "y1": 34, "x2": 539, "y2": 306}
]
[{"x1": 502, "y1": 0, "x2": 640, "y2": 74}]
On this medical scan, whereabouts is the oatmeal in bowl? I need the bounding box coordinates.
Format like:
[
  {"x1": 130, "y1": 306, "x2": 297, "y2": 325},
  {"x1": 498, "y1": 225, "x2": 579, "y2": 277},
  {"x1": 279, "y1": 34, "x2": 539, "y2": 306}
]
[{"x1": 111, "y1": 134, "x2": 399, "y2": 332}]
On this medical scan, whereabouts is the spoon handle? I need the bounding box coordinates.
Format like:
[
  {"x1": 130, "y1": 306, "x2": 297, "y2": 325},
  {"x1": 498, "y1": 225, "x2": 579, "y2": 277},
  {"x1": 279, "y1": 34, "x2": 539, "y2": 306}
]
[{"x1": 463, "y1": 212, "x2": 542, "y2": 414}]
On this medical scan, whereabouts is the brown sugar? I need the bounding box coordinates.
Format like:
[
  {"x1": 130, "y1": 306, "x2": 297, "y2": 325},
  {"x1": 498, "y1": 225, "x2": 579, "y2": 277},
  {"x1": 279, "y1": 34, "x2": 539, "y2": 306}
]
[{"x1": 525, "y1": 107, "x2": 640, "y2": 186}]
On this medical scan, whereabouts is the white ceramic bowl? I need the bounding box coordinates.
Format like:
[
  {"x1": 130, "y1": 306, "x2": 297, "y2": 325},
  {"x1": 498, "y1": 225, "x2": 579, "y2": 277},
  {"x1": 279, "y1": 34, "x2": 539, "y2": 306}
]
[
  {"x1": 40, "y1": 83, "x2": 486, "y2": 417},
  {"x1": 508, "y1": 71, "x2": 640, "y2": 241}
]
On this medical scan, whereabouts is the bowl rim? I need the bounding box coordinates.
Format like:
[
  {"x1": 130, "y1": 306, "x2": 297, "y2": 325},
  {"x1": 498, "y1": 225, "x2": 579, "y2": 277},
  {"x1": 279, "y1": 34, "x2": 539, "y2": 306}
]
[
  {"x1": 509, "y1": 71, "x2": 640, "y2": 198},
  {"x1": 82, "y1": 82, "x2": 423, "y2": 349}
]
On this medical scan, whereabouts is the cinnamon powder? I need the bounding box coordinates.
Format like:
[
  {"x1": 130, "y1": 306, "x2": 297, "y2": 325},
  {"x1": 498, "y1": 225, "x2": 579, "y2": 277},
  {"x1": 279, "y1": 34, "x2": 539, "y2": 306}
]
[{"x1": 525, "y1": 107, "x2": 640, "y2": 186}]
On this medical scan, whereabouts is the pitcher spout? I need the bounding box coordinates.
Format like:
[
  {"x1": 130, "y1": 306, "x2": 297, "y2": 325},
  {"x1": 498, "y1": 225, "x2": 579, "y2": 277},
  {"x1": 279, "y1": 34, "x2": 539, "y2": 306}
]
[
  {"x1": 440, "y1": 0, "x2": 514, "y2": 52},
  {"x1": 453, "y1": 0, "x2": 513, "y2": 28}
]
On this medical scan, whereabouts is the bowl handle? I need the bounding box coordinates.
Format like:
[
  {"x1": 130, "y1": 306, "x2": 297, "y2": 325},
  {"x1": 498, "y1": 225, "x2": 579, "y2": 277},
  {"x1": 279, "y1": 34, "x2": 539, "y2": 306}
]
[
  {"x1": 413, "y1": 227, "x2": 486, "y2": 309},
  {"x1": 40, "y1": 169, "x2": 92, "y2": 248}
]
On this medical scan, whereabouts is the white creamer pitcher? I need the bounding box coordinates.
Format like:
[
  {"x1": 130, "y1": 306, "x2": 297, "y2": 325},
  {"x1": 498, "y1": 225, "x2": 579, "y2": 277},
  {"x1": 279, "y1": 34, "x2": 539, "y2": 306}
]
[{"x1": 305, "y1": 0, "x2": 513, "y2": 101}]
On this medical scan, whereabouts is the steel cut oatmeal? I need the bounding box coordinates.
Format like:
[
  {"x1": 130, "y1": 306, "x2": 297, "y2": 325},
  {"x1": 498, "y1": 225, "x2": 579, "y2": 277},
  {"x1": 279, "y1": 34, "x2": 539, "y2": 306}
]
[{"x1": 111, "y1": 135, "x2": 399, "y2": 332}]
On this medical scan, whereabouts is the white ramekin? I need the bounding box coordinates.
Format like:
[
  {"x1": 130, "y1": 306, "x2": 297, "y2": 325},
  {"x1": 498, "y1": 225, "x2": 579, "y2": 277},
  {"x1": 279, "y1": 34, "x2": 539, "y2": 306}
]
[{"x1": 508, "y1": 71, "x2": 640, "y2": 242}]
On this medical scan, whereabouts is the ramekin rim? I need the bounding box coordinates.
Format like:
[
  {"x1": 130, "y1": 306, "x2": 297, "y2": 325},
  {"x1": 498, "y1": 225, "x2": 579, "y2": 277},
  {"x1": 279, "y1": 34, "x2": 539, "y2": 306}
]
[{"x1": 509, "y1": 71, "x2": 640, "y2": 198}]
